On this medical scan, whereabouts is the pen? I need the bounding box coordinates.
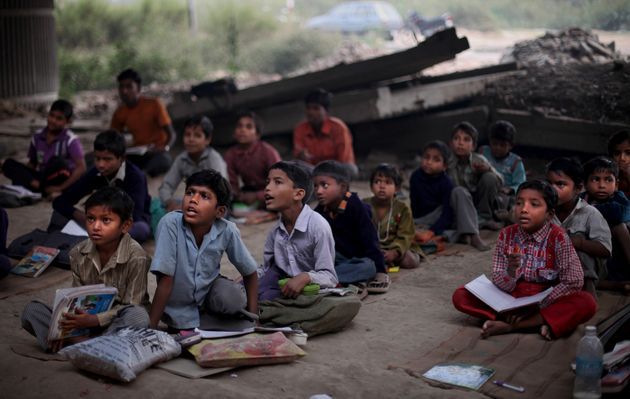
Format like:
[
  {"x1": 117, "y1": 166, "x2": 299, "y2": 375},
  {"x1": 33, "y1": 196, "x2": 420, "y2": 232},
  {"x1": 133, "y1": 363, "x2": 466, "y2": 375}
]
[{"x1": 493, "y1": 380, "x2": 525, "y2": 393}]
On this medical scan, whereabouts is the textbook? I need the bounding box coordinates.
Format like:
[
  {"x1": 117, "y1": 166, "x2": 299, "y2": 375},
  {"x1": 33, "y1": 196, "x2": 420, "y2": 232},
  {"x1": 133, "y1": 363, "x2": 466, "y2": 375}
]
[
  {"x1": 423, "y1": 362, "x2": 495, "y2": 390},
  {"x1": 47, "y1": 284, "x2": 118, "y2": 341},
  {"x1": 10, "y1": 246, "x2": 60, "y2": 278},
  {"x1": 464, "y1": 274, "x2": 553, "y2": 313}
]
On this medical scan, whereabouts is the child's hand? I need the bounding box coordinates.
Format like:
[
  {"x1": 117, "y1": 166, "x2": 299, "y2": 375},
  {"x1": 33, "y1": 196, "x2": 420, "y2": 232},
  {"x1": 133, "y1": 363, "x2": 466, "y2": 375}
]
[
  {"x1": 59, "y1": 308, "x2": 99, "y2": 331},
  {"x1": 281, "y1": 274, "x2": 310, "y2": 299},
  {"x1": 382, "y1": 249, "x2": 399, "y2": 264},
  {"x1": 507, "y1": 253, "x2": 521, "y2": 277},
  {"x1": 472, "y1": 162, "x2": 490, "y2": 173}
]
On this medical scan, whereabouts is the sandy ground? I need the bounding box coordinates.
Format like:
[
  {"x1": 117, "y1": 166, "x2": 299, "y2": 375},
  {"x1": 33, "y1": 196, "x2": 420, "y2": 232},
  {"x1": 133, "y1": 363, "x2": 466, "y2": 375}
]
[{"x1": 0, "y1": 175, "x2": 503, "y2": 399}]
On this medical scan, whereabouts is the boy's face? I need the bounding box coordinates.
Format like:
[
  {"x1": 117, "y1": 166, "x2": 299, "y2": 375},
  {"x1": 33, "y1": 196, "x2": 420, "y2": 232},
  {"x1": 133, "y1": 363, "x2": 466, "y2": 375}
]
[
  {"x1": 612, "y1": 140, "x2": 630, "y2": 168},
  {"x1": 264, "y1": 168, "x2": 304, "y2": 211},
  {"x1": 450, "y1": 130, "x2": 475, "y2": 158},
  {"x1": 547, "y1": 170, "x2": 580, "y2": 206},
  {"x1": 47, "y1": 110, "x2": 69, "y2": 134},
  {"x1": 371, "y1": 174, "x2": 397, "y2": 202},
  {"x1": 489, "y1": 138, "x2": 513, "y2": 159},
  {"x1": 514, "y1": 188, "x2": 551, "y2": 233},
  {"x1": 314, "y1": 175, "x2": 345, "y2": 208},
  {"x1": 234, "y1": 116, "x2": 258, "y2": 145},
  {"x1": 421, "y1": 148, "x2": 447, "y2": 175},
  {"x1": 183, "y1": 125, "x2": 210, "y2": 156},
  {"x1": 85, "y1": 205, "x2": 131, "y2": 247},
  {"x1": 182, "y1": 185, "x2": 225, "y2": 226},
  {"x1": 305, "y1": 103, "x2": 327, "y2": 127},
  {"x1": 118, "y1": 79, "x2": 140, "y2": 106},
  {"x1": 94, "y1": 150, "x2": 123, "y2": 177},
  {"x1": 585, "y1": 169, "x2": 616, "y2": 201}
]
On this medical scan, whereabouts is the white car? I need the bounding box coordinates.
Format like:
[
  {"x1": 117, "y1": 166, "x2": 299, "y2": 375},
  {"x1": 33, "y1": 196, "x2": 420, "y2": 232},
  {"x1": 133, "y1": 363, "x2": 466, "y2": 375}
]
[{"x1": 306, "y1": 1, "x2": 404, "y2": 34}]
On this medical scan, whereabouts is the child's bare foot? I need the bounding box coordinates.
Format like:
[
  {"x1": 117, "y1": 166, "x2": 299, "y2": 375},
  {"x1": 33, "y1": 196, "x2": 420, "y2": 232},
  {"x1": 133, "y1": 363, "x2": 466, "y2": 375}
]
[
  {"x1": 470, "y1": 234, "x2": 491, "y2": 251},
  {"x1": 540, "y1": 325, "x2": 552, "y2": 340},
  {"x1": 481, "y1": 320, "x2": 512, "y2": 338}
]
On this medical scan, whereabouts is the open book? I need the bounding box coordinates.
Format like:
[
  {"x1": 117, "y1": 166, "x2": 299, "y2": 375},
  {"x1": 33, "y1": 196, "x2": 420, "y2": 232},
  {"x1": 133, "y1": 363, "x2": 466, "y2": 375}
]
[
  {"x1": 47, "y1": 284, "x2": 118, "y2": 341},
  {"x1": 465, "y1": 274, "x2": 553, "y2": 313},
  {"x1": 10, "y1": 246, "x2": 60, "y2": 278}
]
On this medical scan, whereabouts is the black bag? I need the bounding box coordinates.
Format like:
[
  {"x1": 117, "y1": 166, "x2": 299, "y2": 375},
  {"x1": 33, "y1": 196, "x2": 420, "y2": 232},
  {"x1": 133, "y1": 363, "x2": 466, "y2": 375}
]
[{"x1": 7, "y1": 229, "x2": 84, "y2": 268}]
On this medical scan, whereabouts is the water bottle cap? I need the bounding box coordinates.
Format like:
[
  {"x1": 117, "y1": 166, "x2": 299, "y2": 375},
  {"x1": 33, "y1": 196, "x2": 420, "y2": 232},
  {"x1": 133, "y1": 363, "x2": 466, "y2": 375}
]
[{"x1": 585, "y1": 326, "x2": 596, "y2": 332}]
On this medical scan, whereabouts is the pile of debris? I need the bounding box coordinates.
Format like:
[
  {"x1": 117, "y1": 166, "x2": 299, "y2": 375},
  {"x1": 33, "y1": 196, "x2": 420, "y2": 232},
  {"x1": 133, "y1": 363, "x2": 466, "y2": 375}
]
[
  {"x1": 483, "y1": 28, "x2": 630, "y2": 124},
  {"x1": 501, "y1": 28, "x2": 620, "y2": 67}
]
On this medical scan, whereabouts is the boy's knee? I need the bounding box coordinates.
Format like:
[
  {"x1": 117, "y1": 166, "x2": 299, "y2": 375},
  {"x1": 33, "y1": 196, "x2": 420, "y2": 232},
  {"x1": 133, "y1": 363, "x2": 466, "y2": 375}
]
[
  {"x1": 206, "y1": 278, "x2": 246, "y2": 314},
  {"x1": 451, "y1": 186, "x2": 472, "y2": 201},
  {"x1": 118, "y1": 305, "x2": 150, "y2": 328},
  {"x1": 478, "y1": 172, "x2": 501, "y2": 189}
]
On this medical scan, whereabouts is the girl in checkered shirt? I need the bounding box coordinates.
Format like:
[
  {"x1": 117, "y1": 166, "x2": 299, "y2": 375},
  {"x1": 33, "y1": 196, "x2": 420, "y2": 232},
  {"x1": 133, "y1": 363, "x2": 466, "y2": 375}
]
[{"x1": 452, "y1": 180, "x2": 597, "y2": 339}]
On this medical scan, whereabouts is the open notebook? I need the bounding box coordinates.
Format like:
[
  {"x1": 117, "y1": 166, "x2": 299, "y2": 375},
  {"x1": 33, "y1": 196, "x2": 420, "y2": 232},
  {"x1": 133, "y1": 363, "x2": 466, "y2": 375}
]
[{"x1": 465, "y1": 274, "x2": 553, "y2": 313}]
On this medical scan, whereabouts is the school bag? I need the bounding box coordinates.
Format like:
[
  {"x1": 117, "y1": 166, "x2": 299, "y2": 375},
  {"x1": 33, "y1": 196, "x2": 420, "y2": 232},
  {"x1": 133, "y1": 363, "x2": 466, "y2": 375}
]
[{"x1": 7, "y1": 228, "x2": 84, "y2": 268}]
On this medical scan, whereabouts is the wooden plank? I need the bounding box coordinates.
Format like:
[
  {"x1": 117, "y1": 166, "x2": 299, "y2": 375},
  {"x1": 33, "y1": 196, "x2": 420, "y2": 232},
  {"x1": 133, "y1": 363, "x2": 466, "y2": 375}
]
[{"x1": 169, "y1": 27, "x2": 469, "y2": 121}]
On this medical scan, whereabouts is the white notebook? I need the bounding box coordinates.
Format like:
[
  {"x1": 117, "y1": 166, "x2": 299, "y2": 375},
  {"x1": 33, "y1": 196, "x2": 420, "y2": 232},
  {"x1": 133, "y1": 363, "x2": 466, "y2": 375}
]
[{"x1": 464, "y1": 274, "x2": 553, "y2": 313}]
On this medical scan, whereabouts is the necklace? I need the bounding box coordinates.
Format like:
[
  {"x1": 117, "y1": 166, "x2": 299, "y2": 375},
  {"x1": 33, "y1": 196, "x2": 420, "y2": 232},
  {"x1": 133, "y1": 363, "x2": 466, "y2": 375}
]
[{"x1": 377, "y1": 198, "x2": 393, "y2": 243}]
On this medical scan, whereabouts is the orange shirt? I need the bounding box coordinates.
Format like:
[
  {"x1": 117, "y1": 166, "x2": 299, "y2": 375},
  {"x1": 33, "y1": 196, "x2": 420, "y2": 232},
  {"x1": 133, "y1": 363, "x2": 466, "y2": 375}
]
[
  {"x1": 111, "y1": 96, "x2": 171, "y2": 147},
  {"x1": 292, "y1": 116, "x2": 356, "y2": 166}
]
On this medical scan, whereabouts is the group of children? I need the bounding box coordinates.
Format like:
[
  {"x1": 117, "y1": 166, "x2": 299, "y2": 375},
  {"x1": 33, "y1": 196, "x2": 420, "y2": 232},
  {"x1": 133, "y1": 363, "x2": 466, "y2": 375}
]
[{"x1": 3, "y1": 88, "x2": 629, "y2": 352}]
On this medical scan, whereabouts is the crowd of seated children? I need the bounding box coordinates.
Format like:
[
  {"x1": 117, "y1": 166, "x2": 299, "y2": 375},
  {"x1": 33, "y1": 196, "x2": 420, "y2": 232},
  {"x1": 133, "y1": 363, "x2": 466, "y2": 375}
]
[
  {"x1": 448, "y1": 121, "x2": 504, "y2": 232},
  {"x1": 363, "y1": 163, "x2": 423, "y2": 270},
  {"x1": 22, "y1": 187, "x2": 151, "y2": 352},
  {"x1": 224, "y1": 111, "x2": 281, "y2": 209},
  {"x1": 257, "y1": 161, "x2": 337, "y2": 300},
  {"x1": 149, "y1": 170, "x2": 258, "y2": 332},
  {"x1": 546, "y1": 157, "x2": 611, "y2": 296},
  {"x1": 452, "y1": 179, "x2": 597, "y2": 340},
  {"x1": 293, "y1": 88, "x2": 358, "y2": 178},
  {"x1": 581, "y1": 156, "x2": 630, "y2": 293},
  {"x1": 110, "y1": 68, "x2": 176, "y2": 177},
  {"x1": 2, "y1": 99, "x2": 86, "y2": 198},
  {"x1": 51, "y1": 130, "x2": 152, "y2": 243},
  {"x1": 158, "y1": 116, "x2": 227, "y2": 212},
  {"x1": 410, "y1": 140, "x2": 490, "y2": 251},
  {"x1": 478, "y1": 120, "x2": 526, "y2": 223},
  {"x1": 313, "y1": 160, "x2": 389, "y2": 293},
  {"x1": 608, "y1": 130, "x2": 630, "y2": 198}
]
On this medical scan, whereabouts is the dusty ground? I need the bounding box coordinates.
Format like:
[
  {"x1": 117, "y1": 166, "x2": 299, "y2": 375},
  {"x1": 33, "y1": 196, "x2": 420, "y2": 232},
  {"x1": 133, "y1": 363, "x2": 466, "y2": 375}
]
[{"x1": 0, "y1": 176, "x2": 503, "y2": 399}]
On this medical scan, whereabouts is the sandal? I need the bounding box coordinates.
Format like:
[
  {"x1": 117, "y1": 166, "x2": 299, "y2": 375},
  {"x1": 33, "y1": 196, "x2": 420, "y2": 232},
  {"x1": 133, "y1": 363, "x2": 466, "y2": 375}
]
[
  {"x1": 367, "y1": 273, "x2": 390, "y2": 294},
  {"x1": 354, "y1": 283, "x2": 369, "y2": 301}
]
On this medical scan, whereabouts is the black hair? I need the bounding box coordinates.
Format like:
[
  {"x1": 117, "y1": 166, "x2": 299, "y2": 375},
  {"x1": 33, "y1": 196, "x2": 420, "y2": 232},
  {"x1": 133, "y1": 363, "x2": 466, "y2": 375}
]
[
  {"x1": 304, "y1": 88, "x2": 332, "y2": 110},
  {"x1": 451, "y1": 121, "x2": 479, "y2": 146},
  {"x1": 236, "y1": 110, "x2": 263, "y2": 135},
  {"x1": 608, "y1": 130, "x2": 630, "y2": 157},
  {"x1": 422, "y1": 140, "x2": 451, "y2": 164},
  {"x1": 489, "y1": 120, "x2": 516, "y2": 144},
  {"x1": 185, "y1": 115, "x2": 214, "y2": 139},
  {"x1": 94, "y1": 129, "x2": 126, "y2": 158},
  {"x1": 117, "y1": 68, "x2": 142, "y2": 87},
  {"x1": 85, "y1": 187, "x2": 134, "y2": 222},
  {"x1": 546, "y1": 157, "x2": 584, "y2": 185},
  {"x1": 50, "y1": 99, "x2": 74, "y2": 120},
  {"x1": 313, "y1": 160, "x2": 351, "y2": 187},
  {"x1": 516, "y1": 179, "x2": 558, "y2": 212},
  {"x1": 185, "y1": 169, "x2": 231, "y2": 207},
  {"x1": 370, "y1": 163, "x2": 402, "y2": 188},
  {"x1": 269, "y1": 161, "x2": 313, "y2": 204},
  {"x1": 583, "y1": 156, "x2": 619, "y2": 180}
]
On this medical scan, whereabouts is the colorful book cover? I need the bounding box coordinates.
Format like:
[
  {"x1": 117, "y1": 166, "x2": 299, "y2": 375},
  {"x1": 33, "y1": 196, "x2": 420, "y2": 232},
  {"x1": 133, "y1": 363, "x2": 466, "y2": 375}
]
[
  {"x1": 423, "y1": 362, "x2": 495, "y2": 390},
  {"x1": 10, "y1": 246, "x2": 60, "y2": 278}
]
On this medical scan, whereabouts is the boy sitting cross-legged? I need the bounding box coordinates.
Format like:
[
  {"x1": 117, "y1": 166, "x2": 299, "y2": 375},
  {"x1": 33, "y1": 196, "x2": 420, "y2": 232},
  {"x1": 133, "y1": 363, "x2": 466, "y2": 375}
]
[
  {"x1": 452, "y1": 180, "x2": 597, "y2": 340},
  {"x1": 149, "y1": 170, "x2": 258, "y2": 331},
  {"x1": 313, "y1": 160, "x2": 389, "y2": 293},
  {"x1": 21, "y1": 187, "x2": 151, "y2": 352},
  {"x1": 258, "y1": 161, "x2": 338, "y2": 300}
]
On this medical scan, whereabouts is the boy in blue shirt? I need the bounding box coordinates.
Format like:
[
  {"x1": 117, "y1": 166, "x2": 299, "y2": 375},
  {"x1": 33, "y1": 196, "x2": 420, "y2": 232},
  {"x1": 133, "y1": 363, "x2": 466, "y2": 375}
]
[
  {"x1": 149, "y1": 170, "x2": 258, "y2": 331},
  {"x1": 313, "y1": 160, "x2": 389, "y2": 293},
  {"x1": 258, "y1": 161, "x2": 337, "y2": 300}
]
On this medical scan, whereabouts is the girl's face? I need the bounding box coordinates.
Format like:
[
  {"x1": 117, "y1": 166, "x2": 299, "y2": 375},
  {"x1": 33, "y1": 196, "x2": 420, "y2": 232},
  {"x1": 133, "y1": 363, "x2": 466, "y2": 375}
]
[
  {"x1": 547, "y1": 170, "x2": 580, "y2": 206},
  {"x1": 234, "y1": 116, "x2": 258, "y2": 145},
  {"x1": 514, "y1": 188, "x2": 552, "y2": 233},
  {"x1": 370, "y1": 174, "x2": 397, "y2": 202}
]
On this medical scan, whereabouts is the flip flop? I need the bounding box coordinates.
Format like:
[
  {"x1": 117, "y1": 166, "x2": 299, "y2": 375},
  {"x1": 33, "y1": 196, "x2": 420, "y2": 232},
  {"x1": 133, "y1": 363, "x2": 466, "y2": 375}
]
[{"x1": 367, "y1": 273, "x2": 390, "y2": 294}]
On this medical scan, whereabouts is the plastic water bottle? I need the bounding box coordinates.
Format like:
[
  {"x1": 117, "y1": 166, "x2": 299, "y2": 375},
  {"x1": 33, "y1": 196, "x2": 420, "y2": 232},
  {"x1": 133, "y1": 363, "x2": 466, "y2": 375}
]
[{"x1": 573, "y1": 325, "x2": 603, "y2": 399}]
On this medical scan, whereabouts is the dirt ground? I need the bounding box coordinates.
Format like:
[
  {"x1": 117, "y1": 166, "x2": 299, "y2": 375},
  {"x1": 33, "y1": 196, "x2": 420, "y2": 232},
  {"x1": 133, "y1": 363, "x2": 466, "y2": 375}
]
[{"x1": 0, "y1": 175, "x2": 504, "y2": 399}]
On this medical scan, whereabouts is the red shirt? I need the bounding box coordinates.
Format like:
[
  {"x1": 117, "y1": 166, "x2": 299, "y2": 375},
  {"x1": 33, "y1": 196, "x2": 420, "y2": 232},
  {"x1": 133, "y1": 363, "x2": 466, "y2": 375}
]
[
  {"x1": 224, "y1": 140, "x2": 281, "y2": 201},
  {"x1": 292, "y1": 117, "x2": 356, "y2": 166},
  {"x1": 111, "y1": 96, "x2": 171, "y2": 147}
]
